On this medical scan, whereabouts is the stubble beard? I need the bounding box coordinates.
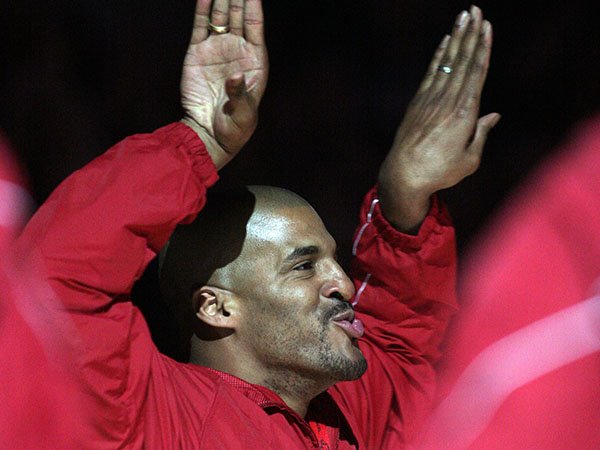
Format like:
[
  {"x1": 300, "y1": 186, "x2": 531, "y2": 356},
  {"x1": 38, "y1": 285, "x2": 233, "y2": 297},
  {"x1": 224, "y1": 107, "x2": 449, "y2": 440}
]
[
  {"x1": 314, "y1": 325, "x2": 367, "y2": 382},
  {"x1": 255, "y1": 303, "x2": 368, "y2": 395},
  {"x1": 262, "y1": 325, "x2": 367, "y2": 403},
  {"x1": 279, "y1": 308, "x2": 368, "y2": 384},
  {"x1": 316, "y1": 302, "x2": 367, "y2": 381}
]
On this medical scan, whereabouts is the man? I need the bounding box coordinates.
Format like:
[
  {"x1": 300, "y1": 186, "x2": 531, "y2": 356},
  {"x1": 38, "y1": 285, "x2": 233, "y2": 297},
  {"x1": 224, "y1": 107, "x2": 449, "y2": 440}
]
[{"x1": 19, "y1": 0, "x2": 498, "y2": 447}]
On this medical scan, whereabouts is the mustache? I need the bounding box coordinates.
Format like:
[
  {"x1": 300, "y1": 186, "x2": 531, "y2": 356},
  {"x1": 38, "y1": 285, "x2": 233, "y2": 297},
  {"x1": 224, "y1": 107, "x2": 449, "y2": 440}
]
[{"x1": 323, "y1": 300, "x2": 353, "y2": 323}]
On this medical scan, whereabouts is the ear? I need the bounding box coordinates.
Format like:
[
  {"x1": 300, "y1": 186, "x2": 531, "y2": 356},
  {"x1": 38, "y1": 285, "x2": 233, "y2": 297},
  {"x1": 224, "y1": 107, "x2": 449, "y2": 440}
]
[{"x1": 192, "y1": 286, "x2": 240, "y2": 329}]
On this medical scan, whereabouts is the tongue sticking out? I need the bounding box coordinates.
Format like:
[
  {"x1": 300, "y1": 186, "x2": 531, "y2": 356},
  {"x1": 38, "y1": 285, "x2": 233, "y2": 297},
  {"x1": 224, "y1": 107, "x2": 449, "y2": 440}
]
[{"x1": 333, "y1": 318, "x2": 365, "y2": 339}]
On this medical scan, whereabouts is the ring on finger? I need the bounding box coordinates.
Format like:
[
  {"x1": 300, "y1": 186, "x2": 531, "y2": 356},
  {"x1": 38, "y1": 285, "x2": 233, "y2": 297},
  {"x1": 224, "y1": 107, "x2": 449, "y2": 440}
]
[
  {"x1": 209, "y1": 22, "x2": 230, "y2": 34},
  {"x1": 437, "y1": 64, "x2": 453, "y2": 74}
]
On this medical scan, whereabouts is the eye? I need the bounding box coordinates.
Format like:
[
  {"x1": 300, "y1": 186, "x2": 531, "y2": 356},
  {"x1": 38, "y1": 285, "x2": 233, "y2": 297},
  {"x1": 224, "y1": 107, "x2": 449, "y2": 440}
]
[{"x1": 293, "y1": 261, "x2": 314, "y2": 271}]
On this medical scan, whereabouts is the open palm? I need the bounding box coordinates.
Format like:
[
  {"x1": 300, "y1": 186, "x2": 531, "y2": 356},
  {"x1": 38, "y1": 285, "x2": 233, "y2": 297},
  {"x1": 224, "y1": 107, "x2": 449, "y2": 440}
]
[{"x1": 181, "y1": 0, "x2": 268, "y2": 166}]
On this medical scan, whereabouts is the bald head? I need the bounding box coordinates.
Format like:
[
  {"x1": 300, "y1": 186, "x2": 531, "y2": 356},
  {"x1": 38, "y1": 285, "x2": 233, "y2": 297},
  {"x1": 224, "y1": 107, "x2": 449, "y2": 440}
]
[{"x1": 159, "y1": 186, "x2": 314, "y2": 349}]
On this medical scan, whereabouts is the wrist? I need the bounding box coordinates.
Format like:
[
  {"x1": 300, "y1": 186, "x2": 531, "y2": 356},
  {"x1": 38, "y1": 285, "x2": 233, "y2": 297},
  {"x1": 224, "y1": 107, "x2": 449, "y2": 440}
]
[
  {"x1": 377, "y1": 175, "x2": 433, "y2": 234},
  {"x1": 180, "y1": 117, "x2": 230, "y2": 170},
  {"x1": 380, "y1": 194, "x2": 431, "y2": 234}
]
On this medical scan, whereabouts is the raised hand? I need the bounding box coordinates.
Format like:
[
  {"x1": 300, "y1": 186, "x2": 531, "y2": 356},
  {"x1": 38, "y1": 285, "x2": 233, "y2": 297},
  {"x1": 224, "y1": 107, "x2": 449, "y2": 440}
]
[
  {"x1": 181, "y1": 0, "x2": 268, "y2": 169},
  {"x1": 378, "y1": 6, "x2": 500, "y2": 232}
]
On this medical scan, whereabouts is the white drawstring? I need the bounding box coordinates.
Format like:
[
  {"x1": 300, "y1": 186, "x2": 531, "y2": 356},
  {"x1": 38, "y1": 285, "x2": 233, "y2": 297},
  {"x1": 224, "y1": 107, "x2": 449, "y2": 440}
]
[{"x1": 351, "y1": 198, "x2": 378, "y2": 306}]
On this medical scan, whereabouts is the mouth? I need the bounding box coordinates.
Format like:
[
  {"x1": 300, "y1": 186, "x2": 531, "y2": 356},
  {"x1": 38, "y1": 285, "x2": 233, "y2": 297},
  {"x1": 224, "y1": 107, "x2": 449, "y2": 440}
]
[{"x1": 331, "y1": 309, "x2": 365, "y2": 339}]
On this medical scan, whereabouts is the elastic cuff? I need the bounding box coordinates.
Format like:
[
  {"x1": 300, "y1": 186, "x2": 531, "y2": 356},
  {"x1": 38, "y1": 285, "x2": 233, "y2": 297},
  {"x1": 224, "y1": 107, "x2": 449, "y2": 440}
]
[
  {"x1": 364, "y1": 186, "x2": 453, "y2": 251},
  {"x1": 158, "y1": 122, "x2": 219, "y2": 189}
]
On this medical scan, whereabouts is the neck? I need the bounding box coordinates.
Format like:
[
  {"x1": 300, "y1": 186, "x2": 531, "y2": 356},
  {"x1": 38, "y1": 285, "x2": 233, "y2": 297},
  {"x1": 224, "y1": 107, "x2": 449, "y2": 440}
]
[
  {"x1": 261, "y1": 367, "x2": 333, "y2": 418},
  {"x1": 189, "y1": 335, "x2": 333, "y2": 417}
]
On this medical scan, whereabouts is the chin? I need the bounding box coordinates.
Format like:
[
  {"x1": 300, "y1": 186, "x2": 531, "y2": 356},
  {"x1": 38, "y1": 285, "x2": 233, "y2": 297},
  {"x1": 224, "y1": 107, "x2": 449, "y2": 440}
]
[
  {"x1": 338, "y1": 334, "x2": 364, "y2": 360},
  {"x1": 347, "y1": 341, "x2": 365, "y2": 360},
  {"x1": 330, "y1": 345, "x2": 367, "y2": 381},
  {"x1": 321, "y1": 329, "x2": 368, "y2": 380},
  {"x1": 337, "y1": 356, "x2": 368, "y2": 381}
]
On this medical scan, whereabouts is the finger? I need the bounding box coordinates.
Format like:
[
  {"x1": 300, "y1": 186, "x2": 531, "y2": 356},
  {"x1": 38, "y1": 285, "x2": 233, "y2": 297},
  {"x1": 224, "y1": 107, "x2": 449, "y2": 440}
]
[
  {"x1": 467, "y1": 113, "x2": 501, "y2": 159},
  {"x1": 456, "y1": 20, "x2": 493, "y2": 118},
  {"x1": 425, "y1": 9, "x2": 470, "y2": 102},
  {"x1": 244, "y1": 0, "x2": 265, "y2": 45},
  {"x1": 190, "y1": 0, "x2": 211, "y2": 45},
  {"x1": 472, "y1": 20, "x2": 493, "y2": 95},
  {"x1": 223, "y1": 73, "x2": 257, "y2": 128},
  {"x1": 229, "y1": 0, "x2": 244, "y2": 36},
  {"x1": 416, "y1": 34, "x2": 450, "y2": 96},
  {"x1": 445, "y1": 5, "x2": 484, "y2": 104},
  {"x1": 210, "y1": 0, "x2": 230, "y2": 27}
]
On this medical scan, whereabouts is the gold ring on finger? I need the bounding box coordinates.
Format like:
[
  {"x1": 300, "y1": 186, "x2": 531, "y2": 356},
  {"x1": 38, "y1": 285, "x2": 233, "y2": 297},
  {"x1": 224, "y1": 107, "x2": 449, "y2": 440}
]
[{"x1": 209, "y1": 22, "x2": 230, "y2": 34}]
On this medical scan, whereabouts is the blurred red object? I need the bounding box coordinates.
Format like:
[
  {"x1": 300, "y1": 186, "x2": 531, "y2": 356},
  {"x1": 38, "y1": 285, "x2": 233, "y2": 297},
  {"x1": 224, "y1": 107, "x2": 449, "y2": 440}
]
[
  {"x1": 0, "y1": 133, "x2": 88, "y2": 449},
  {"x1": 413, "y1": 115, "x2": 600, "y2": 449},
  {"x1": 0, "y1": 133, "x2": 29, "y2": 247}
]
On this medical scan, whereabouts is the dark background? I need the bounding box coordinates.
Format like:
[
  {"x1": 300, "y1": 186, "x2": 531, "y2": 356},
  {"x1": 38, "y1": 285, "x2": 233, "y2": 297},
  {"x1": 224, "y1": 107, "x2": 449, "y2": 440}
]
[
  {"x1": 1, "y1": 2, "x2": 598, "y2": 353},
  {"x1": 2, "y1": 0, "x2": 599, "y2": 254}
]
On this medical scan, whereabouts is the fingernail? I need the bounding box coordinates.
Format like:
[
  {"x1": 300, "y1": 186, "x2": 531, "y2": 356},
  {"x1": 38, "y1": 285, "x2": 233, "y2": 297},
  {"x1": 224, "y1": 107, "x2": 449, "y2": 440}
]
[
  {"x1": 470, "y1": 5, "x2": 482, "y2": 22},
  {"x1": 482, "y1": 21, "x2": 491, "y2": 35},
  {"x1": 456, "y1": 10, "x2": 469, "y2": 27},
  {"x1": 491, "y1": 114, "x2": 502, "y2": 127}
]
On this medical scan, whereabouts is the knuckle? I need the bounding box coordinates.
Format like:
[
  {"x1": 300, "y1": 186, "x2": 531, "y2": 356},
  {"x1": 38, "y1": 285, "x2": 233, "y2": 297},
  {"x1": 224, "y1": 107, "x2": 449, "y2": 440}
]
[
  {"x1": 468, "y1": 89, "x2": 480, "y2": 102},
  {"x1": 211, "y1": 9, "x2": 228, "y2": 19},
  {"x1": 456, "y1": 107, "x2": 469, "y2": 118},
  {"x1": 430, "y1": 91, "x2": 447, "y2": 106},
  {"x1": 465, "y1": 154, "x2": 481, "y2": 173},
  {"x1": 471, "y1": 61, "x2": 485, "y2": 73},
  {"x1": 430, "y1": 91, "x2": 447, "y2": 105},
  {"x1": 453, "y1": 21, "x2": 467, "y2": 32},
  {"x1": 456, "y1": 53, "x2": 470, "y2": 66},
  {"x1": 470, "y1": 155, "x2": 482, "y2": 171}
]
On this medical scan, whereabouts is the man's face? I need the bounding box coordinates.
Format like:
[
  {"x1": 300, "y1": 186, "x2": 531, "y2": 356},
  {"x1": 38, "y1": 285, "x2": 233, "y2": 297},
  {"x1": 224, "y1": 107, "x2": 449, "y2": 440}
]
[{"x1": 233, "y1": 204, "x2": 367, "y2": 385}]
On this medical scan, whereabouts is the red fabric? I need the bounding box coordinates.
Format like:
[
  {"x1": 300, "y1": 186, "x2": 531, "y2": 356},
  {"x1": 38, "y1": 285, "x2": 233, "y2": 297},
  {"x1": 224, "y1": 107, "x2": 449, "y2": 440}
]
[
  {"x1": 0, "y1": 132, "x2": 29, "y2": 247},
  {"x1": 18, "y1": 122, "x2": 457, "y2": 449},
  {"x1": 414, "y1": 115, "x2": 600, "y2": 449},
  {"x1": 332, "y1": 191, "x2": 458, "y2": 449},
  {"x1": 0, "y1": 135, "x2": 88, "y2": 449}
]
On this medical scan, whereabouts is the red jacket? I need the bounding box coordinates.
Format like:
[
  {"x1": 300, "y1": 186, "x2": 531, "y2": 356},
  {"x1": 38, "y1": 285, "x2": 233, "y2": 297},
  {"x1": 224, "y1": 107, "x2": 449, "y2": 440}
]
[{"x1": 19, "y1": 123, "x2": 457, "y2": 449}]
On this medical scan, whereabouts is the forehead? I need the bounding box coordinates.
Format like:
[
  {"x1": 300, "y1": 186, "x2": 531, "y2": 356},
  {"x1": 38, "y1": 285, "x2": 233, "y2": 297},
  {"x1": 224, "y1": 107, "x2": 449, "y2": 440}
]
[{"x1": 247, "y1": 204, "x2": 336, "y2": 256}]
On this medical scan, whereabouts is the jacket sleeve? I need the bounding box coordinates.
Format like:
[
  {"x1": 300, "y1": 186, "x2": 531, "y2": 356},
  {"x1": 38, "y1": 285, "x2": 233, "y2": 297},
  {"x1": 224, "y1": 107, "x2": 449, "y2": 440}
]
[
  {"x1": 331, "y1": 185, "x2": 457, "y2": 449},
  {"x1": 16, "y1": 122, "x2": 218, "y2": 447}
]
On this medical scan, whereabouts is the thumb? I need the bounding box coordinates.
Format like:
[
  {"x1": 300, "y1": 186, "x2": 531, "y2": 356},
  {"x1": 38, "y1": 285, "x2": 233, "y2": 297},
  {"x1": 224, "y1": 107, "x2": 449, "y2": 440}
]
[
  {"x1": 223, "y1": 73, "x2": 257, "y2": 129},
  {"x1": 468, "y1": 112, "x2": 501, "y2": 156}
]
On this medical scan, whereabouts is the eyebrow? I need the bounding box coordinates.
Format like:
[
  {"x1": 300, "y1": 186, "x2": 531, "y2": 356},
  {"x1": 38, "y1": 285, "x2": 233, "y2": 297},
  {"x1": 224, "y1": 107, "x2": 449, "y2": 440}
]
[{"x1": 283, "y1": 245, "x2": 319, "y2": 262}]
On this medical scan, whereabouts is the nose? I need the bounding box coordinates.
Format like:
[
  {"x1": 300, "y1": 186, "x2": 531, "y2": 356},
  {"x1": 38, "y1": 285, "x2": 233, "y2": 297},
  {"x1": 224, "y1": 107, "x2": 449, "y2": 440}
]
[{"x1": 320, "y1": 263, "x2": 356, "y2": 303}]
